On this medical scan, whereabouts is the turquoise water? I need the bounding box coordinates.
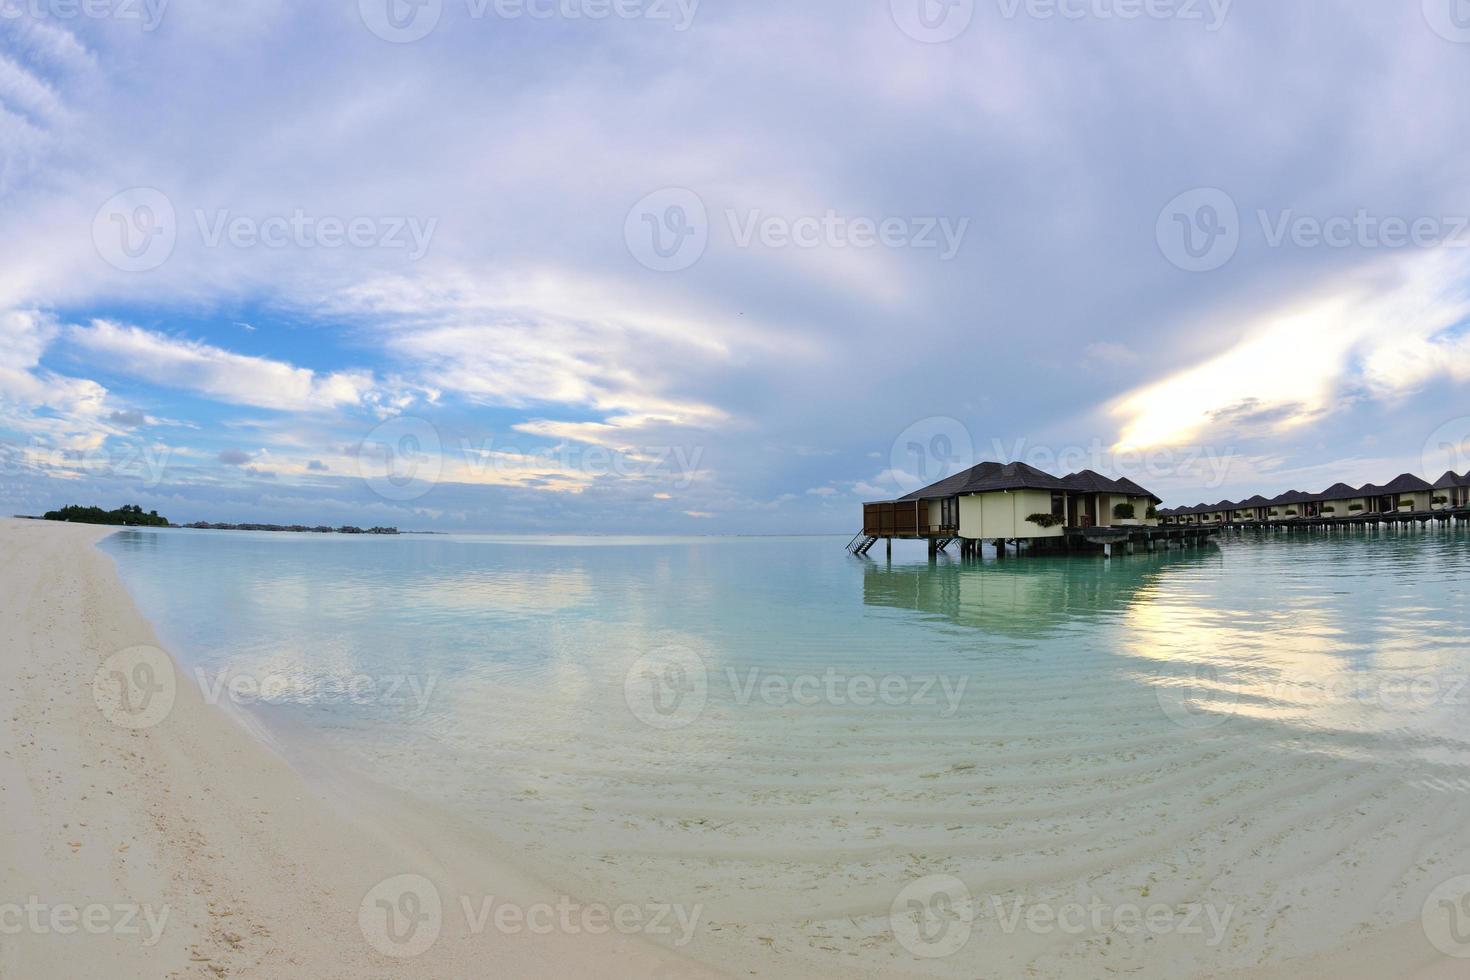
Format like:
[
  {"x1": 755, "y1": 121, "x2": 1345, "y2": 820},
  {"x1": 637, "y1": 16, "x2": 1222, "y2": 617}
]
[{"x1": 101, "y1": 527, "x2": 1470, "y2": 977}]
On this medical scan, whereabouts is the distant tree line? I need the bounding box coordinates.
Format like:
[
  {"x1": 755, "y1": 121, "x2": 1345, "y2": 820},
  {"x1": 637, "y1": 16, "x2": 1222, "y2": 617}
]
[
  {"x1": 182, "y1": 522, "x2": 398, "y2": 534},
  {"x1": 43, "y1": 504, "x2": 169, "y2": 527}
]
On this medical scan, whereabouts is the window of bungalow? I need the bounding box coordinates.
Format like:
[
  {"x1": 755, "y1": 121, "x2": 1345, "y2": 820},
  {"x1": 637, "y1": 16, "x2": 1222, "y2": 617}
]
[{"x1": 1050, "y1": 492, "x2": 1065, "y2": 519}]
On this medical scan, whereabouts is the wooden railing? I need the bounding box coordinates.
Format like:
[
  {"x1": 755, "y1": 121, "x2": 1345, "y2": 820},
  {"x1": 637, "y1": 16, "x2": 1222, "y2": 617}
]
[{"x1": 862, "y1": 501, "x2": 958, "y2": 537}]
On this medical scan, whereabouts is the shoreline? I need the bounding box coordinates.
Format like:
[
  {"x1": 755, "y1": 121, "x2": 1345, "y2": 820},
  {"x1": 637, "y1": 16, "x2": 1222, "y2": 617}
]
[{"x1": 0, "y1": 518, "x2": 725, "y2": 979}]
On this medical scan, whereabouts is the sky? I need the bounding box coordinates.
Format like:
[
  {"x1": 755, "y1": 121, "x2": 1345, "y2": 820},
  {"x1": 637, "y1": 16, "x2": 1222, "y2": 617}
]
[{"x1": 3, "y1": 0, "x2": 1470, "y2": 531}]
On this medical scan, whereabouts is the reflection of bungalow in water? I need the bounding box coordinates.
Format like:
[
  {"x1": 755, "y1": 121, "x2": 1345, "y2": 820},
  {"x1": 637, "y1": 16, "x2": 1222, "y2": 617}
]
[
  {"x1": 1314, "y1": 482, "x2": 1365, "y2": 518},
  {"x1": 861, "y1": 546, "x2": 1208, "y2": 635},
  {"x1": 1357, "y1": 474, "x2": 1433, "y2": 514},
  {"x1": 1433, "y1": 471, "x2": 1470, "y2": 510}
]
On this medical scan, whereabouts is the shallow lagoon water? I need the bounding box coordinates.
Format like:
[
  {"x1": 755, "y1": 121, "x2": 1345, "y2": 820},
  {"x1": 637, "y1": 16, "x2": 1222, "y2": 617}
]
[{"x1": 102, "y1": 527, "x2": 1470, "y2": 977}]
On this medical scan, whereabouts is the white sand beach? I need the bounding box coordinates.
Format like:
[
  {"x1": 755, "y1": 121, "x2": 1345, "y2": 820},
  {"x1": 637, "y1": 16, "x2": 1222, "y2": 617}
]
[{"x1": 0, "y1": 519, "x2": 722, "y2": 979}]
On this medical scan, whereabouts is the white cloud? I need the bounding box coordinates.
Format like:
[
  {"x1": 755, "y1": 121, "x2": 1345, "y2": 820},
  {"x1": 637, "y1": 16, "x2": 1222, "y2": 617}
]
[
  {"x1": 1109, "y1": 252, "x2": 1470, "y2": 451},
  {"x1": 68, "y1": 320, "x2": 379, "y2": 413}
]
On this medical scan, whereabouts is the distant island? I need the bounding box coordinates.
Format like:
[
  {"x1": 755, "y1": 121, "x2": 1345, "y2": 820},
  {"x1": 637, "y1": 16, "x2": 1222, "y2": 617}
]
[
  {"x1": 43, "y1": 504, "x2": 170, "y2": 527},
  {"x1": 182, "y1": 523, "x2": 398, "y2": 535},
  {"x1": 33, "y1": 505, "x2": 396, "y2": 535}
]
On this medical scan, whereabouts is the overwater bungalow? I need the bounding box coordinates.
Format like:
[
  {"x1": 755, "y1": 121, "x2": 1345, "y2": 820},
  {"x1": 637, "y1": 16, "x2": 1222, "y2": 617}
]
[
  {"x1": 1155, "y1": 468, "x2": 1468, "y2": 529},
  {"x1": 1232, "y1": 495, "x2": 1272, "y2": 523},
  {"x1": 1432, "y1": 471, "x2": 1470, "y2": 510},
  {"x1": 1059, "y1": 470, "x2": 1161, "y2": 527},
  {"x1": 856, "y1": 462, "x2": 1190, "y2": 556},
  {"x1": 1265, "y1": 490, "x2": 1317, "y2": 521},
  {"x1": 1357, "y1": 474, "x2": 1433, "y2": 514},
  {"x1": 1314, "y1": 482, "x2": 1365, "y2": 518}
]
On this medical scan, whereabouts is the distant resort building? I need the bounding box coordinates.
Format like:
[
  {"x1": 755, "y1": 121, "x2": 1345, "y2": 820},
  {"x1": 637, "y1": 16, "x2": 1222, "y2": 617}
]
[
  {"x1": 856, "y1": 462, "x2": 1195, "y2": 557},
  {"x1": 1156, "y1": 471, "x2": 1467, "y2": 525}
]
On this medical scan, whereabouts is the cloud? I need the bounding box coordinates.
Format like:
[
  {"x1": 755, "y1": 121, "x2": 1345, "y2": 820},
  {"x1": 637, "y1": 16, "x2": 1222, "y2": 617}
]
[
  {"x1": 218, "y1": 448, "x2": 254, "y2": 465},
  {"x1": 1109, "y1": 252, "x2": 1470, "y2": 452},
  {"x1": 69, "y1": 320, "x2": 378, "y2": 413},
  {"x1": 307, "y1": 459, "x2": 328, "y2": 471}
]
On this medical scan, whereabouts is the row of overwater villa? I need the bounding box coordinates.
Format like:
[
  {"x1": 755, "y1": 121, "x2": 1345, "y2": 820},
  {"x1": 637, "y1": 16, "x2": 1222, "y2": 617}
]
[
  {"x1": 1157, "y1": 469, "x2": 1470, "y2": 526},
  {"x1": 854, "y1": 461, "x2": 1214, "y2": 558}
]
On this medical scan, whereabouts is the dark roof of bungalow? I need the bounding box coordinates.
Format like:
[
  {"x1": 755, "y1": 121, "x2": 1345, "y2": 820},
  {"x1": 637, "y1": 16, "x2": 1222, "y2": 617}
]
[
  {"x1": 1060, "y1": 469, "x2": 1130, "y2": 493},
  {"x1": 1267, "y1": 489, "x2": 1313, "y2": 506},
  {"x1": 1211, "y1": 499, "x2": 1237, "y2": 510},
  {"x1": 1381, "y1": 473, "x2": 1433, "y2": 492},
  {"x1": 1113, "y1": 476, "x2": 1164, "y2": 504},
  {"x1": 1314, "y1": 482, "x2": 1361, "y2": 500},
  {"x1": 1432, "y1": 470, "x2": 1469, "y2": 489},
  {"x1": 1237, "y1": 494, "x2": 1271, "y2": 506},
  {"x1": 1360, "y1": 473, "x2": 1432, "y2": 495},
  {"x1": 897, "y1": 460, "x2": 1070, "y2": 501}
]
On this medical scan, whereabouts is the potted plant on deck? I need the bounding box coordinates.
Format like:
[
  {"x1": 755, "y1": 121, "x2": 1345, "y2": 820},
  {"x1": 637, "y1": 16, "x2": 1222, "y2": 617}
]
[{"x1": 1112, "y1": 502, "x2": 1139, "y2": 526}]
